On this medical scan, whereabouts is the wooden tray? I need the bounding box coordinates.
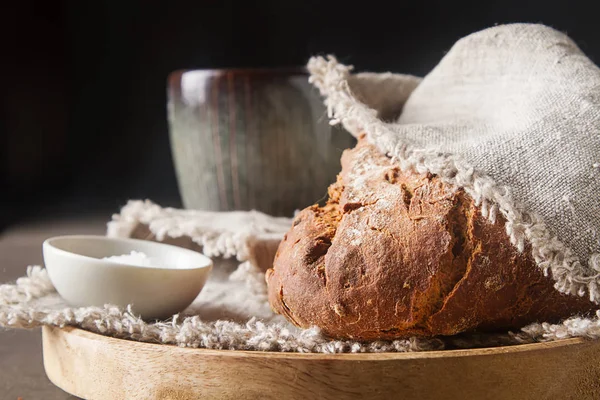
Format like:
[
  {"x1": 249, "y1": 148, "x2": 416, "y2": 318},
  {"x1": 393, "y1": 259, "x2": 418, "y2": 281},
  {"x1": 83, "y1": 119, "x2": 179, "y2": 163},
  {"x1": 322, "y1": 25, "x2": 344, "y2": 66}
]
[{"x1": 42, "y1": 326, "x2": 600, "y2": 400}]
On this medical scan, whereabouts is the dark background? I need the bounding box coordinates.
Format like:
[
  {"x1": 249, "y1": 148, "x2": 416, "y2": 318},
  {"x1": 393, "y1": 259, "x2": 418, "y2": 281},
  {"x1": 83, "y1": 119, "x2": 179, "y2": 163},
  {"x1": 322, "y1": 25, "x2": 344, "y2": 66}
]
[{"x1": 2, "y1": 0, "x2": 599, "y2": 231}]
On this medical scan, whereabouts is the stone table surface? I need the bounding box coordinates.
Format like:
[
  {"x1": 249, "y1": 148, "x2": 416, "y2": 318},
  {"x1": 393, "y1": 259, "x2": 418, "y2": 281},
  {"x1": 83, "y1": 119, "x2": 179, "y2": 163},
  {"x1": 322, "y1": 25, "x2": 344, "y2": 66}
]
[{"x1": 0, "y1": 217, "x2": 107, "y2": 399}]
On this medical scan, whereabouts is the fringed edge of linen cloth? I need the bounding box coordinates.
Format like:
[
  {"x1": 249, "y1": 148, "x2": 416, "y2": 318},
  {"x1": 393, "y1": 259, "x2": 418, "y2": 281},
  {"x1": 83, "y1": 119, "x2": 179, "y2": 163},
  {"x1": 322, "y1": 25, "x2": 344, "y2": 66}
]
[
  {"x1": 2, "y1": 266, "x2": 600, "y2": 353},
  {"x1": 307, "y1": 55, "x2": 600, "y2": 305},
  {"x1": 106, "y1": 199, "x2": 293, "y2": 266}
]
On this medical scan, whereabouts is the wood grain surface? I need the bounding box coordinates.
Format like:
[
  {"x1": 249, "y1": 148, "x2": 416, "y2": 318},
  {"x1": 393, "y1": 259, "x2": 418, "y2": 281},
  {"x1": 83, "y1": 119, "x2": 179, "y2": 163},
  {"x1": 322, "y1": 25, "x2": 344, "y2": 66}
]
[{"x1": 43, "y1": 326, "x2": 600, "y2": 400}]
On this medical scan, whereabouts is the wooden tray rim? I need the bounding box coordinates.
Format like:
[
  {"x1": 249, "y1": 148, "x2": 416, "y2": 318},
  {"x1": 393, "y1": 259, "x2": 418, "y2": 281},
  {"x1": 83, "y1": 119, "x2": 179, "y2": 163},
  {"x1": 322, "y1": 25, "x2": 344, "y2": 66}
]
[{"x1": 55, "y1": 326, "x2": 592, "y2": 361}]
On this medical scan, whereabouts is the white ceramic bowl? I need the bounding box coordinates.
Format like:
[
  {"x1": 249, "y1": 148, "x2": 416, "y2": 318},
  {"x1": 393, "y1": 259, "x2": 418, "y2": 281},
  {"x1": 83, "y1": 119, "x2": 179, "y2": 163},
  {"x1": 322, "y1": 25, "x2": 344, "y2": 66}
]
[{"x1": 42, "y1": 235, "x2": 212, "y2": 320}]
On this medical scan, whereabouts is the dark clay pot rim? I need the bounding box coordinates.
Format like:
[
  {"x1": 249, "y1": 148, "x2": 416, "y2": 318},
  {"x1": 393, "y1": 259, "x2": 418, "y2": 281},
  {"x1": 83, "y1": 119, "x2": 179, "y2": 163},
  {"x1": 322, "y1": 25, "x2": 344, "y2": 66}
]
[
  {"x1": 169, "y1": 67, "x2": 307, "y2": 84},
  {"x1": 168, "y1": 68, "x2": 310, "y2": 94}
]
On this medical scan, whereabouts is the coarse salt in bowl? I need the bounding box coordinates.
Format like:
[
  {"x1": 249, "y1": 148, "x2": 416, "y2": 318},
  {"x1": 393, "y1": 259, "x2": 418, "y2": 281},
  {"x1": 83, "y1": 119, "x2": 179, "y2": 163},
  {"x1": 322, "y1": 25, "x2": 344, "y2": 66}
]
[{"x1": 102, "y1": 251, "x2": 161, "y2": 268}]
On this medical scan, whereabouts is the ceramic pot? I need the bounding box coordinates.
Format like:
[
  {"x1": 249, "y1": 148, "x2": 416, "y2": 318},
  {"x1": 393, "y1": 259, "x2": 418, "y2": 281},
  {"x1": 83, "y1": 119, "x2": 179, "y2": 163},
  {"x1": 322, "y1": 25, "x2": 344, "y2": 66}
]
[{"x1": 168, "y1": 68, "x2": 355, "y2": 216}]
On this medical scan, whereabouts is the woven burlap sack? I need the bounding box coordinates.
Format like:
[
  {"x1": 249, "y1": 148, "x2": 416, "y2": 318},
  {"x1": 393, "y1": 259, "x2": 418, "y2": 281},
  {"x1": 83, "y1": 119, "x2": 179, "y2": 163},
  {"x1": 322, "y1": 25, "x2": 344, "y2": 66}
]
[{"x1": 308, "y1": 23, "x2": 600, "y2": 303}]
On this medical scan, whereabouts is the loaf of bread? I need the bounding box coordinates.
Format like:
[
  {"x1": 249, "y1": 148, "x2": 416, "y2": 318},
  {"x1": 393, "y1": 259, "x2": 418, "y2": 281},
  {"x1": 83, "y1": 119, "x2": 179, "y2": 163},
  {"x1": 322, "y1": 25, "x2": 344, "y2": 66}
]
[{"x1": 266, "y1": 136, "x2": 595, "y2": 340}]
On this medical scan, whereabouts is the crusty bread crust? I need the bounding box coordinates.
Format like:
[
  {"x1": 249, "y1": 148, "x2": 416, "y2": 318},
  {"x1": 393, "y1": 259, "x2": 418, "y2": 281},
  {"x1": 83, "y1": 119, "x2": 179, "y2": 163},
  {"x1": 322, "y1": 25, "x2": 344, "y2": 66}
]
[{"x1": 266, "y1": 138, "x2": 595, "y2": 340}]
